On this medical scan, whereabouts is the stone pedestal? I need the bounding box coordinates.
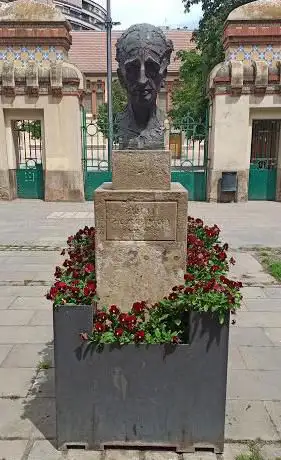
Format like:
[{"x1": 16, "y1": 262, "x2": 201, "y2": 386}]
[{"x1": 94, "y1": 150, "x2": 188, "y2": 311}]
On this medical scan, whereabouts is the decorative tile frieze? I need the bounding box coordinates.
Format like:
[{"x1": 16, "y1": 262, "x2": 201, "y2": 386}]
[{"x1": 0, "y1": 45, "x2": 66, "y2": 66}]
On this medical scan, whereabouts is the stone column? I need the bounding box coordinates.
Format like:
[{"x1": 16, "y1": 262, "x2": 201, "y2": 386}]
[{"x1": 94, "y1": 150, "x2": 188, "y2": 311}]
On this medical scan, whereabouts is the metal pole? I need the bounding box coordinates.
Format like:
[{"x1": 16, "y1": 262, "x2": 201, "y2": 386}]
[{"x1": 106, "y1": 0, "x2": 113, "y2": 169}]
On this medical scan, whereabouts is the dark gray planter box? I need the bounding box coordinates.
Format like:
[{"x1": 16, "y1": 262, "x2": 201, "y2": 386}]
[{"x1": 53, "y1": 304, "x2": 229, "y2": 453}]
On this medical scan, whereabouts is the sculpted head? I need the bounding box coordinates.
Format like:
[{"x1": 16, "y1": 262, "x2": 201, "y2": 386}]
[{"x1": 116, "y1": 24, "x2": 174, "y2": 110}]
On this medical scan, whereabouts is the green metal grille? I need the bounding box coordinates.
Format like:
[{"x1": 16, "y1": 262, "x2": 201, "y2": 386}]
[
  {"x1": 81, "y1": 109, "x2": 209, "y2": 201},
  {"x1": 249, "y1": 120, "x2": 279, "y2": 200},
  {"x1": 13, "y1": 120, "x2": 44, "y2": 199}
]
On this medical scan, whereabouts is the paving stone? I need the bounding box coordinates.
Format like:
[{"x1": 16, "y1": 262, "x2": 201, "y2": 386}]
[
  {"x1": 0, "y1": 368, "x2": 35, "y2": 397},
  {"x1": 0, "y1": 271, "x2": 37, "y2": 281},
  {"x1": 223, "y1": 443, "x2": 249, "y2": 460},
  {"x1": 264, "y1": 328, "x2": 281, "y2": 346},
  {"x1": 261, "y1": 444, "x2": 281, "y2": 459},
  {"x1": 0, "y1": 397, "x2": 56, "y2": 439},
  {"x1": 228, "y1": 346, "x2": 246, "y2": 369},
  {"x1": 68, "y1": 451, "x2": 102, "y2": 460},
  {"x1": 29, "y1": 310, "x2": 53, "y2": 326},
  {"x1": 229, "y1": 327, "x2": 273, "y2": 346},
  {"x1": 104, "y1": 450, "x2": 140, "y2": 460},
  {"x1": 0, "y1": 296, "x2": 16, "y2": 309},
  {"x1": 30, "y1": 369, "x2": 55, "y2": 397},
  {"x1": 227, "y1": 370, "x2": 281, "y2": 400},
  {"x1": 0, "y1": 440, "x2": 28, "y2": 460},
  {"x1": 31, "y1": 272, "x2": 54, "y2": 282},
  {"x1": 1, "y1": 343, "x2": 54, "y2": 368},
  {"x1": 9, "y1": 296, "x2": 51, "y2": 310},
  {"x1": 0, "y1": 309, "x2": 35, "y2": 326},
  {"x1": 0, "y1": 286, "x2": 50, "y2": 297},
  {"x1": 182, "y1": 454, "x2": 216, "y2": 460},
  {"x1": 0, "y1": 344, "x2": 13, "y2": 365},
  {"x1": 240, "y1": 346, "x2": 281, "y2": 370},
  {"x1": 0, "y1": 326, "x2": 53, "y2": 344},
  {"x1": 225, "y1": 400, "x2": 279, "y2": 440},
  {"x1": 264, "y1": 401, "x2": 281, "y2": 437},
  {"x1": 241, "y1": 287, "x2": 266, "y2": 299},
  {"x1": 236, "y1": 312, "x2": 281, "y2": 327},
  {"x1": 2, "y1": 263, "x2": 56, "y2": 272},
  {"x1": 264, "y1": 287, "x2": 281, "y2": 299},
  {"x1": 144, "y1": 452, "x2": 178, "y2": 460},
  {"x1": 229, "y1": 252, "x2": 274, "y2": 284},
  {"x1": 27, "y1": 440, "x2": 64, "y2": 459},
  {"x1": 244, "y1": 299, "x2": 281, "y2": 311}
]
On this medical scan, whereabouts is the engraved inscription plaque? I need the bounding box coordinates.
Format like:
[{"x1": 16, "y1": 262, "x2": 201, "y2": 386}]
[{"x1": 106, "y1": 201, "x2": 177, "y2": 241}]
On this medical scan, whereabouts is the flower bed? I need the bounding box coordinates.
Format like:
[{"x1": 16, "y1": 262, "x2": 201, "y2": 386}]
[
  {"x1": 51, "y1": 216, "x2": 241, "y2": 452},
  {"x1": 48, "y1": 216, "x2": 242, "y2": 346}
]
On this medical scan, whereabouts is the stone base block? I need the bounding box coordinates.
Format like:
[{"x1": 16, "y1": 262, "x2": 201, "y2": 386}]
[
  {"x1": 44, "y1": 170, "x2": 84, "y2": 201},
  {"x1": 112, "y1": 150, "x2": 171, "y2": 190},
  {"x1": 0, "y1": 169, "x2": 16, "y2": 200},
  {"x1": 96, "y1": 241, "x2": 186, "y2": 310},
  {"x1": 94, "y1": 182, "x2": 188, "y2": 310},
  {"x1": 207, "y1": 169, "x2": 249, "y2": 202}
]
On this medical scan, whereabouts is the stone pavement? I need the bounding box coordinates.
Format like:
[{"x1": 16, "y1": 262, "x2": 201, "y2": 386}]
[
  {"x1": 0, "y1": 199, "x2": 281, "y2": 248},
  {"x1": 0, "y1": 200, "x2": 281, "y2": 459}
]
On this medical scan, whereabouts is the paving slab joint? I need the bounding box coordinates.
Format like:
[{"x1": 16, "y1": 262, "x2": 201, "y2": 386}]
[{"x1": 21, "y1": 439, "x2": 35, "y2": 460}]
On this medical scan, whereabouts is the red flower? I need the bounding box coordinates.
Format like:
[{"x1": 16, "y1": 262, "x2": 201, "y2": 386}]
[
  {"x1": 172, "y1": 336, "x2": 180, "y2": 344},
  {"x1": 184, "y1": 273, "x2": 195, "y2": 282},
  {"x1": 230, "y1": 257, "x2": 236, "y2": 265},
  {"x1": 55, "y1": 281, "x2": 67, "y2": 291},
  {"x1": 195, "y1": 218, "x2": 203, "y2": 226},
  {"x1": 184, "y1": 287, "x2": 194, "y2": 295},
  {"x1": 115, "y1": 328, "x2": 124, "y2": 337},
  {"x1": 94, "y1": 322, "x2": 105, "y2": 333},
  {"x1": 46, "y1": 286, "x2": 58, "y2": 300},
  {"x1": 218, "y1": 252, "x2": 227, "y2": 261},
  {"x1": 83, "y1": 281, "x2": 96, "y2": 297},
  {"x1": 97, "y1": 311, "x2": 107, "y2": 322},
  {"x1": 119, "y1": 313, "x2": 128, "y2": 324},
  {"x1": 168, "y1": 292, "x2": 178, "y2": 301},
  {"x1": 134, "y1": 330, "x2": 145, "y2": 342},
  {"x1": 54, "y1": 266, "x2": 62, "y2": 278},
  {"x1": 85, "y1": 263, "x2": 95, "y2": 274},
  {"x1": 109, "y1": 305, "x2": 120, "y2": 315},
  {"x1": 132, "y1": 301, "x2": 145, "y2": 315},
  {"x1": 172, "y1": 286, "x2": 179, "y2": 292},
  {"x1": 80, "y1": 332, "x2": 88, "y2": 341},
  {"x1": 126, "y1": 314, "x2": 137, "y2": 325},
  {"x1": 211, "y1": 265, "x2": 220, "y2": 272}
]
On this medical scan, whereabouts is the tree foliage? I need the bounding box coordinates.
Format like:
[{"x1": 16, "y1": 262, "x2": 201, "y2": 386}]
[
  {"x1": 170, "y1": 50, "x2": 207, "y2": 127},
  {"x1": 96, "y1": 79, "x2": 127, "y2": 139},
  {"x1": 170, "y1": 0, "x2": 256, "y2": 125}
]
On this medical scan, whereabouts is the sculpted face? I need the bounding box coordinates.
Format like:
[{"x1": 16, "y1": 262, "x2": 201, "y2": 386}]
[
  {"x1": 122, "y1": 51, "x2": 162, "y2": 108},
  {"x1": 116, "y1": 24, "x2": 173, "y2": 110}
]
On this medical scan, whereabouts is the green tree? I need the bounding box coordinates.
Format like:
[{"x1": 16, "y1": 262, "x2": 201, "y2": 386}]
[
  {"x1": 183, "y1": 0, "x2": 255, "y2": 71},
  {"x1": 97, "y1": 79, "x2": 127, "y2": 139},
  {"x1": 170, "y1": 50, "x2": 207, "y2": 127},
  {"x1": 170, "y1": 0, "x2": 255, "y2": 125}
]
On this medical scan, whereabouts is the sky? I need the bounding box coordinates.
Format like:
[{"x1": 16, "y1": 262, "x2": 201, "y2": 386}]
[{"x1": 99, "y1": 0, "x2": 202, "y2": 30}]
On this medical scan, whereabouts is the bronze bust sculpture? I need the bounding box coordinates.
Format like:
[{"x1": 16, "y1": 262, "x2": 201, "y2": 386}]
[{"x1": 115, "y1": 23, "x2": 174, "y2": 150}]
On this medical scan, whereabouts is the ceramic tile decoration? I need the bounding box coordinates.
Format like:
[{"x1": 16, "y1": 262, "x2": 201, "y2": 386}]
[
  {"x1": 226, "y1": 44, "x2": 281, "y2": 67},
  {"x1": 0, "y1": 45, "x2": 66, "y2": 66}
]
